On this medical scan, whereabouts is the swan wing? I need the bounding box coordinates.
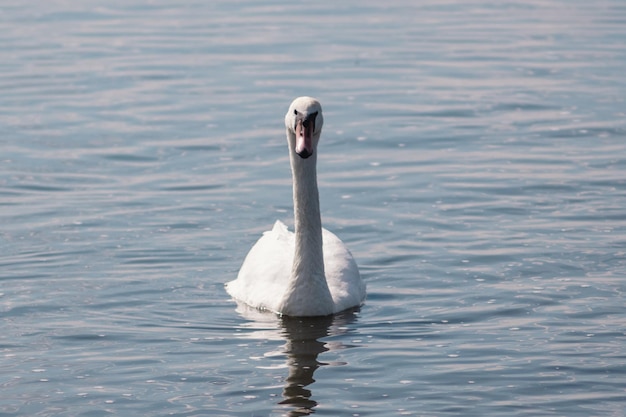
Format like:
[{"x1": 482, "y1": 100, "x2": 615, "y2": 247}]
[
  {"x1": 322, "y1": 228, "x2": 366, "y2": 313},
  {"x1": 225, "y1": 220, "x2": 294, "y2": 313}
]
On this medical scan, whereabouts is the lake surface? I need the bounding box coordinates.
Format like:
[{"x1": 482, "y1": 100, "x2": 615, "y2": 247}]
[{"x1": 2, "y1": 0, "x2": 626, "y2": 416}]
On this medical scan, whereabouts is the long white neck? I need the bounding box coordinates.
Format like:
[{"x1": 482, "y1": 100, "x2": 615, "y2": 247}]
[
  {"x1": 291, "y1": 146, "x2": 323, "y2": 277},
  {"x1": 280, "y1": 130, "x2": 333, "y2": 316}
]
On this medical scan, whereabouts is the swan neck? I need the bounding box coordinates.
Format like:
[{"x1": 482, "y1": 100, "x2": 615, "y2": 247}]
[
  {"x1": 289, "y1": 132, "x2": 329, "y2": 289},
  {"x1": 291, "y1": 151, "x2": 323, "y2": 265},
  {"x1": 279, "y1": 130, "x2": 333, "y2": 316}
]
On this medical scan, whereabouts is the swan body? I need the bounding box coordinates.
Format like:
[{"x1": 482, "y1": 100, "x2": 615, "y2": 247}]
[{"x1": 226, "y1": 97, "x2": 366, "y2": 317}]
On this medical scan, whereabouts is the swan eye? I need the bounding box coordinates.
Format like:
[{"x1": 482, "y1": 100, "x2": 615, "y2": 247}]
[{"x1": 294, "y1": 109, "x2": 298, "y2": 115}]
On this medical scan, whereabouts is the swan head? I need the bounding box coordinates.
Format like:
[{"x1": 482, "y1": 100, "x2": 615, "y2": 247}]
[{"x1": 285, "y1": 96, "x2": 324, "y2": 159}]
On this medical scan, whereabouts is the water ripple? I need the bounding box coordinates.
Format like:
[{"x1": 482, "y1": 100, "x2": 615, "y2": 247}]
[{"x1": 1, "y1": 0, "x2": 625, "y2": 416}]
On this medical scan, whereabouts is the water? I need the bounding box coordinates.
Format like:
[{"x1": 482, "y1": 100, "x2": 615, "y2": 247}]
[{"x1": 2, "y1": 0, "x2": 626, "y2": 415}]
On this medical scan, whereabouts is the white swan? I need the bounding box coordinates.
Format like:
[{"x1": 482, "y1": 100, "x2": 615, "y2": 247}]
[{"x1": 226, "y1": 96, "x2": 366, "y2": 317}]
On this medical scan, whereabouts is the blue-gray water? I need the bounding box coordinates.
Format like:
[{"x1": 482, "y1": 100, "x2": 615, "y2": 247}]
[{"x1": 2, "y1": 1, "x2": 626, "y2": 416}]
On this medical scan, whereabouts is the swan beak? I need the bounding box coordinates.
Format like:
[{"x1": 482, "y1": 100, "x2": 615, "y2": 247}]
[{"x1": 295, "y1": 118, "x2": 314, "y2": 159}]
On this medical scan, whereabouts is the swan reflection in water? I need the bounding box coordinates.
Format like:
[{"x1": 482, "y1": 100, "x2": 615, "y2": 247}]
[{"x1": 234, "y1": 304, "x2": 362, "y2": 416}]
